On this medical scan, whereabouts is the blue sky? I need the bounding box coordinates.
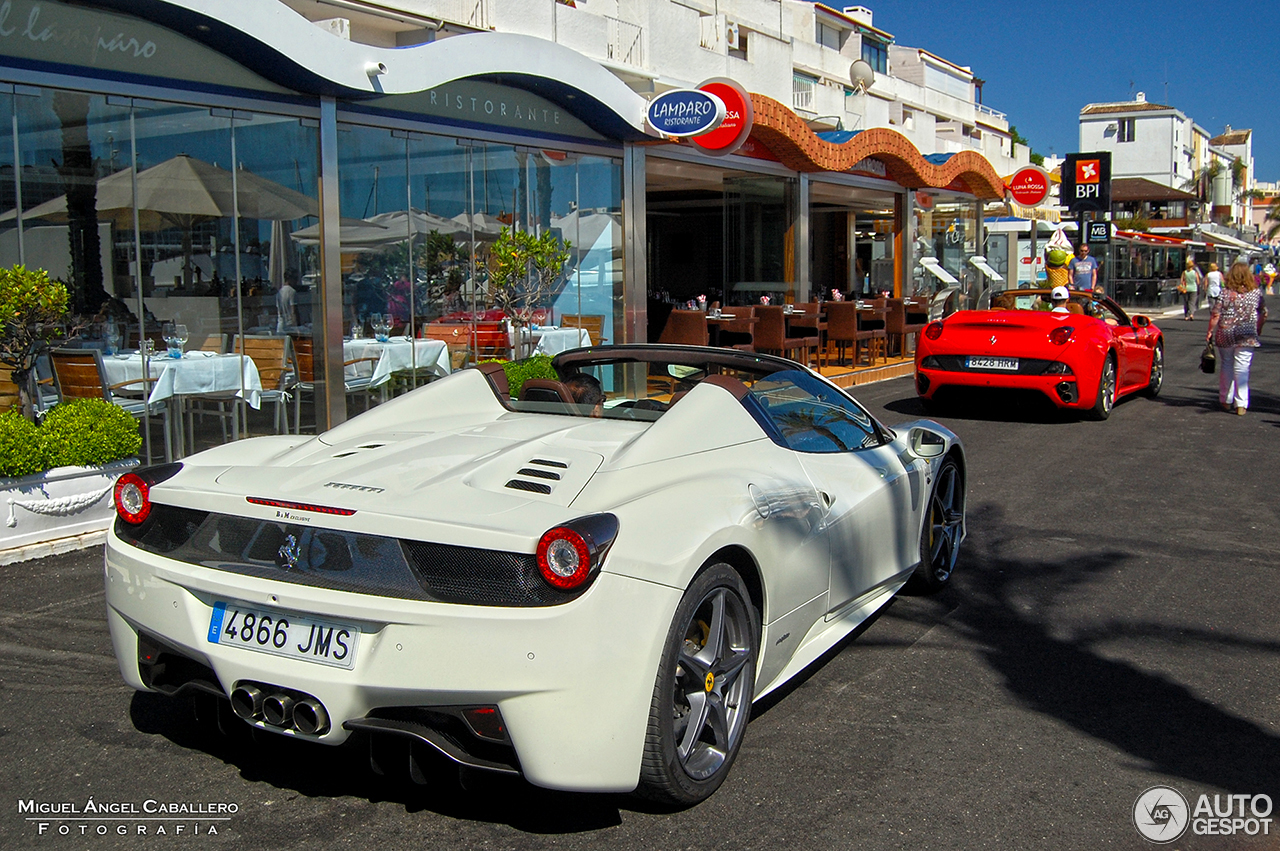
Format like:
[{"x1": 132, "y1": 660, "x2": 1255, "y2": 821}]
[{"x1": 858, "y1": 0, "x2": 1279, "y2": 180}]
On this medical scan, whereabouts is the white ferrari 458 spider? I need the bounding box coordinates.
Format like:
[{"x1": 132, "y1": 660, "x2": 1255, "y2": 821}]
[{"x1": 105, "y1": 344, "x2": 966, "y2": 805}]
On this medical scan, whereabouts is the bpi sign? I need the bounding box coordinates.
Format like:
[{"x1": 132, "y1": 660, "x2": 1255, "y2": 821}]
[{"x1": 1061, "y1": 152, "x2": 1111, "y2": 214}]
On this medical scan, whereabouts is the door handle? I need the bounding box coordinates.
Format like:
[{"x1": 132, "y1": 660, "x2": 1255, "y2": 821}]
[{"x1": 819, "y1": 491, "x2": 834, "y2": 508}]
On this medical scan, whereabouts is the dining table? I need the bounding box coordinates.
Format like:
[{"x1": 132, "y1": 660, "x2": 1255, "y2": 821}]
[
  {"x1": 342, "y1": 337, "x2": 451, "y2": 388},
  {"x1": 705, "y1": 312, "x2": 755, "y2": 348},
  {"x1": 100, "y1": 350, "x2": 264, "y2": 457},
  {"x1": 511, "y1": 326, "x2": 593, "y2": 358}
]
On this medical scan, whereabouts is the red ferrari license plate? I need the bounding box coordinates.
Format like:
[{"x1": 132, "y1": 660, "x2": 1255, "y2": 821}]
[{"x1": 966, "y1": 356, "x2": 1018, "y2": 370}]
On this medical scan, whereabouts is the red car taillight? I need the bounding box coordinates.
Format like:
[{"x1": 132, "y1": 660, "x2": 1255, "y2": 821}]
[
  {"x1": 535, "y1": 513, "x2": 619, "y2": 591},
  {"x1": 114, "y1": 473, "x2": 151, "y2": 525},
  {"x1": 1049, "y1": 326, "x2": 1074, "y2": 345},
  {"x1": 537, "y1": 527, "x2": 592, "y2": 589},
  {"x1": 114, "y1": 463, "x2": 183, "y2": 525},
  {"x1": 924, "y1": 321, "x2": 944, "y2": 340}
]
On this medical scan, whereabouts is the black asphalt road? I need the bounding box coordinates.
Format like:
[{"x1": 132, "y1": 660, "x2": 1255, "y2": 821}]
[{"x1": 2, "y1": 313, "x2": 1278, "y2": 850}]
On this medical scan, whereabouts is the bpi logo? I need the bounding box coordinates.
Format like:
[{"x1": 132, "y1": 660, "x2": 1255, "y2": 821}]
[{"x1": 1076, "y1": 159, "x2": 1101, "y2": 184}]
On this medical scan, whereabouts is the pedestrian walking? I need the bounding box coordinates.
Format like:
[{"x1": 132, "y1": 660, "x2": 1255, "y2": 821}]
[
  {"x1": 1206, "y1": 262, "x2": 1267, "y2": 415},
  {"x1": 1179, "y1": 258, "x2": 1201, "y2": 320},
  {"x1": 1068, "y1": 243, "x2": 1098, "y2": 292},
  {"x1": 1206, "y1": 262, "x2": 1223, "y2": 310}
]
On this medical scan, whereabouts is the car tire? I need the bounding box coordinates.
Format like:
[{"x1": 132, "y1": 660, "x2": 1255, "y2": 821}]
[
  {"x1": 908, "y1": 456, "x2": 964, "y2": 594},
  {"x1": 1143, "y1": 344, "x2": 1163, "y2": 397},
  {"x1": 1088, "y1": 354, "x2": 1117, "y2": 420},
  {"x1": 636, "y1": 564, "x2": 759, "y2": 807}
]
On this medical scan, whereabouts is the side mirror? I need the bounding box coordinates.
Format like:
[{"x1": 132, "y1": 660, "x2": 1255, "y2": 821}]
[
  {"x1": 1132, "y1": 314, "x2": 1151, "y2": 328},
  {"x1": 909, "y1": 427, "x2": 947, "y2": 459}
]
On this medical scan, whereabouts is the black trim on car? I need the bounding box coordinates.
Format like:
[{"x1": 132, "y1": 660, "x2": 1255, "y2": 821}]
[{"x1": 115, "y1": 505, "x2": 592, "y2": 607}]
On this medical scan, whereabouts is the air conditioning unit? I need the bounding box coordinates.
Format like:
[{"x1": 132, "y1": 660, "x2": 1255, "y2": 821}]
[{"x1": 726, "y1": 22, "x2": 740, "y2": 51}]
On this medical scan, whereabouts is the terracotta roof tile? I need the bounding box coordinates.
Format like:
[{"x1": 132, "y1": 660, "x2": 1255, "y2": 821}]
[{"x1": 1080, "y1": 100, "x2": 1172, "y2": 115}]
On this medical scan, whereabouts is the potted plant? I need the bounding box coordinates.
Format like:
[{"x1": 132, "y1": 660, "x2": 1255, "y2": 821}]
[
  {"x1": 487, "y1": 227, "x2": 571, "y2": 329},
  {"x1": 0, "y1": 398, "x2": 142, "y2": 559},
  {"x1": 0, "y1": 265, "x2": 70, "y2": 421},
  {"x1": 0, "y1": 265, "x2": 142, "y2": 560}
]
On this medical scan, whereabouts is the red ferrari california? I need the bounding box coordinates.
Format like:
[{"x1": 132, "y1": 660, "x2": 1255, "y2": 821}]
[{"x1": 914, "y1": 288, "x2": 1163, "y2": 420}]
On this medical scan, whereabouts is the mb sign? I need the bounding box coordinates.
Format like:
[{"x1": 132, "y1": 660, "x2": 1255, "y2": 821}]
[
  {"x1": 1061, "y1": 152, "x2": 1112, "y2": 214},
  {"x1": 647, "y1": 89, "x2": 726, "y2": 138}
]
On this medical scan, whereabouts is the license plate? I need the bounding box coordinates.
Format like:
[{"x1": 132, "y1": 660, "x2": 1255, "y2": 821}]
[
  {"x1": 966, "y1": 356, "x2": 1019, "y2": 370},
  {"x1": 207, "y1": 601, "x2": 359, "y2": 669}
]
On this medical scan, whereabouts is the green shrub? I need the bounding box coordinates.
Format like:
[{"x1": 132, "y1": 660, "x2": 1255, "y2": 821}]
[
  {"x1": 40, "y1": 398, "x2": 141, "y2": 469},
  {"x1": 486, "y1": 355, "x2": 558, "y2": 399},
  {"x1": 0, "y1": 410, "x2": 43, "y2": 477}
]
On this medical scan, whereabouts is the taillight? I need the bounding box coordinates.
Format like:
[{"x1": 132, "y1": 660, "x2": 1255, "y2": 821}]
[
  {"x1": 924, "y1": 321, "x2": 944, "y2": 340},
  {"x1": 114, "y1": 463, "x2": 183, "y2": 526},
  {"x1": 1049, "y1": 326, "x2": 1074, "y2": 345},
  {"x1": 537, "y1": 528, "x2": 591, "y2": 589},
  {"x1": 535, "y1": 513, "x2": 619, "y2": 591},
  {"x1": 461, "y1": 706, "x2": 508, "y2": 742},
  {"x1": 114, "y1": 473, "x2": 151, "y2": 525}
]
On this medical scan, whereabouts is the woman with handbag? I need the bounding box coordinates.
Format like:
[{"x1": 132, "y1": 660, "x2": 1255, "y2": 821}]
[{"x1": 1206, "y1": 262, "x2": 1267, "y2": 415}]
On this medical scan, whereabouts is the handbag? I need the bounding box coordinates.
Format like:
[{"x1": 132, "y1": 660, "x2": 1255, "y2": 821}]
[{"x1": 1199, "y1": 341, "x2": 1216, "y2": 374}]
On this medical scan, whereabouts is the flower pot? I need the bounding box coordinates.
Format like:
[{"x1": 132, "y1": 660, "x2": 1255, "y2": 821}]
[{"x1": 0, "y1": 458, "x2": 139, "y2": 562}]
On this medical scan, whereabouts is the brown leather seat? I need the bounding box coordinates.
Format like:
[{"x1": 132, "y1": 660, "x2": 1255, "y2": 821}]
[
  {"x1": 824, "y1": 302, "x2": 886, "y2": 366},
  {"x1": 519, "y1": 379, "x2": 576, "y2": 404},
  {"x1": 657, "y1": 310, "x2": 709, "y2": 346},
  {"x1": 754, "y1": 306, "x2": 813, "y2": 366},
  {"x1": 885, "y1": 299, "x2": 927, "y2": 357}
]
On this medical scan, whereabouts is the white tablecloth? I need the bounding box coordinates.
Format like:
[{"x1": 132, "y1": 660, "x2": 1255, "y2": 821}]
[
  {"x1": 510, "y1": 326, "x2": 592, "y2": 357},
  {"x1": 101, "y1": 351, "x2": 263, "y2": 409},
  {"x1": 342, "y1": 337, "x2": 451, "y2": 387}
]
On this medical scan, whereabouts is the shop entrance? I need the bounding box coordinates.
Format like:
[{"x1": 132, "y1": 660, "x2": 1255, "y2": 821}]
[{"x1": 809, "y1": 181, "x2": 898, "y2": 299}]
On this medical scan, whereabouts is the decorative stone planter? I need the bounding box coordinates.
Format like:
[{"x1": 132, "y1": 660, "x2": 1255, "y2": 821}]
[{"x1": 0, "y1": 458, "x2": 139, "y2": 564}]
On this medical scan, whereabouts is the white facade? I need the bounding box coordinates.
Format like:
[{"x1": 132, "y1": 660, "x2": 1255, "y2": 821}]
[
  {"x1": 279, "y1": 0, "x2": 1029, "y2": 175},
  {"x1": 1079, "y1": 93, "x2": 1256, "y2": 233}
]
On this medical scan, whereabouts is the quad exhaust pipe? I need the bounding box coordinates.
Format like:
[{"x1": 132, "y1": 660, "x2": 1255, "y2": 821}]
[{"x1": 230, "y1": 683, "x2": 329, "y2": 736}]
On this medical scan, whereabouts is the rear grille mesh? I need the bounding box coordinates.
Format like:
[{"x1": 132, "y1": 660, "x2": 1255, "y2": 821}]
[{"x1": 114, "y1": 506, "x2": 584, "y2": 607}]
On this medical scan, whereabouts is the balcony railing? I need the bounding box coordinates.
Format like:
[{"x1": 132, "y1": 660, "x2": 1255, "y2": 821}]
[
  {"x1": 792, "y1": 74, "x2": 816, "y2": 112},
  {"x1": 976, "y1": 103, "x2": 1006, "y2": 122},
  {"x1": 607, "y1": 16, "x2": 644, "y2": 67}
]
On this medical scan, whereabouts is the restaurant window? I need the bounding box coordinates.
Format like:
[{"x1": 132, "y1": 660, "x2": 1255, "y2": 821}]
[
  {"x1": 0, "y1": 85, "x2": 322, "y2": 440},
  {"x1": 335, "y1": 120, "x2": 622, "y2": 406}
]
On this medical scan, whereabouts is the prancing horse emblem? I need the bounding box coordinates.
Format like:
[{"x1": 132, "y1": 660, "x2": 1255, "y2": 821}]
[
  {"x1": 277, "y1": 534, "x2": 301, "y2": 570},
  {"x1": 990, "y1": 335, "x2": 998, "y2": 345}
]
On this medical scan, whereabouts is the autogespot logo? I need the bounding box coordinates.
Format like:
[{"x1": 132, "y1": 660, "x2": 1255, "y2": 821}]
[{"x1": 1134, "y1": 786, "x2": 1189, "y2": 843}]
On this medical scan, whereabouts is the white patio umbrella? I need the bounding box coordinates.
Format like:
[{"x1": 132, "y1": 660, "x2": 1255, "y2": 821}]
[
  {"x1": 0, "y1": 154, "x2": 317, "y2": 228},
  {"x1": 290, "y1": 209, "x2": 467, "y2": 249}
]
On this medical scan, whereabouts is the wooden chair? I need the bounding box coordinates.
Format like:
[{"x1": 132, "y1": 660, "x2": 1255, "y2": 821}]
[
  {"x1": 200, "y1": 333, "x2": 227, "y2": 354},
  {"x1": 49, "y1": 348, "x2": 171, "y2": 463},
  {"x1": 560, "y1": 314, "x2": 607, "y2": 345},
  {"x1": 421, "y1": 324, "x2": 472, "y2": 370},
  {"x1": 753, "y1": 306, "x2": 812, "y2": 365},
  {"x1": 232, "y1": 335, "x2": 293, "y2": 436},
  {"x1": 788, "y1": 303, "x2": 827, "y2": 365},
  {"x1": 657, "y1": 310, "x2": 709, "y2": 346},
  {"x1": 289, "y1": 335, "x2": 381, "y2": 433}
]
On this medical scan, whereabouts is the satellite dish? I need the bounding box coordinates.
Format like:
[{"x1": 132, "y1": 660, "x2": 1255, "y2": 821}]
[{"x1": 849, "y1": 59, "x2": 875, "y2": 94}]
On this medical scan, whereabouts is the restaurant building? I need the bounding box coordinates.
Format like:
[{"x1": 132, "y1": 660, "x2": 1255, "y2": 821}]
[{"x1": 0, "y1": 0, "x2": 1005, "y2": 435}]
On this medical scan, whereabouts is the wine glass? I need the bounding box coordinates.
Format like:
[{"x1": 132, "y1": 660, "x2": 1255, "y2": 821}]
[
  {"x1": 173, "y1": 324, "x2": 189, "y2": 357},
  {"x1": 161, "y1": 322, "x2": 176, "y2": 357}
]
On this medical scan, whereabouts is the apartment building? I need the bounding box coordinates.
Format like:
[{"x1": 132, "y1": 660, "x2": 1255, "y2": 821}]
[{"x1": 1079, "y1": 93, "x2": 1256, "y2": 237}]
